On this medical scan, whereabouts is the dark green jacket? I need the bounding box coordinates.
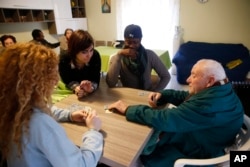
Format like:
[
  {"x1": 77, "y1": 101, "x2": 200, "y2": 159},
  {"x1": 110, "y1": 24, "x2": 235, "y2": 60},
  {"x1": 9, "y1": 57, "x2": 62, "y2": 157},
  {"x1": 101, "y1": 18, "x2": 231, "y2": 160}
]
[{"x1": 125, "y1": 83, "x2": 244, "y2": 167}]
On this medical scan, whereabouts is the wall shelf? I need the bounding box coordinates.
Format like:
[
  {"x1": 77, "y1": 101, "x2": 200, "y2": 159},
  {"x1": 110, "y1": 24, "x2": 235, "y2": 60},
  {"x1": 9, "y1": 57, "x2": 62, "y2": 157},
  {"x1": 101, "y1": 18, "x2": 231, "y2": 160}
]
[
  {"x1": 0, "y1": 8, "x2": 55, "y2": 23},
  {"x1": 71, "y1": 0, "x2": 86, "y2": 18}
]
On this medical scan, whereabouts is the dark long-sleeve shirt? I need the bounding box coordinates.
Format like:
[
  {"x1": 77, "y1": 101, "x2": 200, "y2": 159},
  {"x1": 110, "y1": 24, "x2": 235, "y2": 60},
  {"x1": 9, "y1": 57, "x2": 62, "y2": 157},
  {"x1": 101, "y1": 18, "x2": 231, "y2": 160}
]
[
  {"x1": 59, "y1": 50, "x2": 101, "y2": 91},
  {"x1": 30, "y1": 39, "x2": 60, "y2": 49}
]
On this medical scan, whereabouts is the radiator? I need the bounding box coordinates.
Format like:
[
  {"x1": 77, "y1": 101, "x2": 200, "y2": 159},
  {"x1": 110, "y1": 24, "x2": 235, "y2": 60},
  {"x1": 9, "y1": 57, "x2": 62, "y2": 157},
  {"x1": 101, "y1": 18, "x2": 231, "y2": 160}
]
[{"x1": 232, "y1": 81, "x2": 250, "y2": 117}]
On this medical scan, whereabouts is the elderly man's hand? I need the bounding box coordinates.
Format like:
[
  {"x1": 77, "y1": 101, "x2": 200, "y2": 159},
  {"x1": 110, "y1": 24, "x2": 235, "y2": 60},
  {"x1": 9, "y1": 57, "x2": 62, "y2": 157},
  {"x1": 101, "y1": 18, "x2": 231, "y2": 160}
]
[
  {"x1": 148, "y1": 92, "x2": 162, "y2": 108},
  {"x1": 108, "y1": 100, "x2": 128, "y2": 115}
]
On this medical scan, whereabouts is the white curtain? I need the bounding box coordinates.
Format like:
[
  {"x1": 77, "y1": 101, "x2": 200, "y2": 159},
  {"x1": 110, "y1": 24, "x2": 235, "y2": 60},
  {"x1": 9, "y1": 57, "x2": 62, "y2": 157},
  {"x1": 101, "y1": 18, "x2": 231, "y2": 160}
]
[{"x1": 116, "y1": 0, "x2": 181, "y2": 58}]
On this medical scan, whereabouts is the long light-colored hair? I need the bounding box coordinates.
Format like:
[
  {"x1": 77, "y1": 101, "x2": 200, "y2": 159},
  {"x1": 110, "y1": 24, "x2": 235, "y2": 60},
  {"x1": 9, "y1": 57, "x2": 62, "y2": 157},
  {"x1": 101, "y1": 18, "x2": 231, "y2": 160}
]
[{"x1": 0, "y1": 43, "x2": 59, "y2": 160}]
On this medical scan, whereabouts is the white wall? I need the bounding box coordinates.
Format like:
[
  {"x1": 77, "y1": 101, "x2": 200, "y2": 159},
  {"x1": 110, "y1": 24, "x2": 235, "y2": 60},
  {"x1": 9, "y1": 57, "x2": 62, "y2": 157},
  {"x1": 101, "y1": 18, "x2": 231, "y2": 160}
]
[
  {"x1": 0, "y1": 22, "x2": 60, "y2": 53},
  {"x1": 180, "y1": 0, "x2": 250, "y2": 49}
]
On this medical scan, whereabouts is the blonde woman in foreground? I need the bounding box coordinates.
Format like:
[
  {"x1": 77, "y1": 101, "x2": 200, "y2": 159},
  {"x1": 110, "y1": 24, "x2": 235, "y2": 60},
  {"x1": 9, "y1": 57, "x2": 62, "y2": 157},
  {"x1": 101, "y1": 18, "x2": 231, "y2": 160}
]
[{"x1": 0, "y1": 43, "x2": 103, "y2": 167}]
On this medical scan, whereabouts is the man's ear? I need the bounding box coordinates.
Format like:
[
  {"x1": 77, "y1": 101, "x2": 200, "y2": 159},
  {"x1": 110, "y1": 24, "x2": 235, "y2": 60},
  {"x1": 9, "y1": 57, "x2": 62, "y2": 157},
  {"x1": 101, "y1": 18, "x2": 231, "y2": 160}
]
[{"x1": 206, "y1": 76, "x2": 216, "y2": 87}]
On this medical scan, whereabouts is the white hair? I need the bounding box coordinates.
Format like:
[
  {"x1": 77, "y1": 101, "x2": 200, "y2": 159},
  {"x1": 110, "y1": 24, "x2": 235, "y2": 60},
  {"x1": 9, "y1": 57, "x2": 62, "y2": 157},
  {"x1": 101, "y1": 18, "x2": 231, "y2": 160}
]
[{"x1": 196, "y1": 59, "x2": 226, "y2": 81}]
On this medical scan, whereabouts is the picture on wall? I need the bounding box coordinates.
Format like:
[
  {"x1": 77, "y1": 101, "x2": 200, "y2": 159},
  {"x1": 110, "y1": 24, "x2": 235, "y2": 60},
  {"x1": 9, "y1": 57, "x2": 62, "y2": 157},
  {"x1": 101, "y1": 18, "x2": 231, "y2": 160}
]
[{"x1": 101, "y1": 0, "x2": 111, "y2": 13}]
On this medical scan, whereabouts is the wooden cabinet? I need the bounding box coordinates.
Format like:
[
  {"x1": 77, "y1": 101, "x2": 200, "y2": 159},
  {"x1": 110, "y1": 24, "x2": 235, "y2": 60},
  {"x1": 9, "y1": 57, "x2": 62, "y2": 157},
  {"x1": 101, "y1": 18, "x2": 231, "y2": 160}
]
[
  {"x1": 0, "y1": 0, "x2": 87, "y2": 34},
  {"x1": 71, "y1": 0, "x2": 86, "y2": 18},
  {"x1": 53, "y1": 0, "x2": 72, "y2": 19},
  {"x1": 0, "y1": 8, "x2": 55, "y2": 23}
]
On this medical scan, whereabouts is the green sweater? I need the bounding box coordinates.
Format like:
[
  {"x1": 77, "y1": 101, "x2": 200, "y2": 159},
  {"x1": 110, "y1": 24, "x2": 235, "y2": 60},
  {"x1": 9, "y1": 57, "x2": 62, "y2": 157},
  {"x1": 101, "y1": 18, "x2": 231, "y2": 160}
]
[{"x1": 125, "y1": 83, "x2": 244, "y2": 167}]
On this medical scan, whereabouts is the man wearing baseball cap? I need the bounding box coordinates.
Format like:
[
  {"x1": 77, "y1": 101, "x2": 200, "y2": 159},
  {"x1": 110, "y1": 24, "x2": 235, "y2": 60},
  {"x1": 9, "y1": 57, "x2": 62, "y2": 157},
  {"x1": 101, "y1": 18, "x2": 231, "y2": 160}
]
[{"x1": 106, "y1": 24, "x2": 171, "y2": 91}]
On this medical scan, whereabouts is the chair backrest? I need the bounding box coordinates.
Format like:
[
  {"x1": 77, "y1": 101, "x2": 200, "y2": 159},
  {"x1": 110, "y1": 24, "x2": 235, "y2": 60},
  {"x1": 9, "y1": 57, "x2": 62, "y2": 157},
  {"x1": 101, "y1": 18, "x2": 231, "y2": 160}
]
[
  {"x1": 107, "y1": 41, "x2": 113, "y2": 47},
  {"x1": 235, "y1": 114, "x2": 250, "y2": 150},
  {"x1": 95, "y1": 40, "x2": 106, "y2": 47},
  {"x1": 174, "y1": 115, "x2": 250, "y2": 167},
  {"x1": 224, "y1": 115, "x2": 250, "y2": 153}
]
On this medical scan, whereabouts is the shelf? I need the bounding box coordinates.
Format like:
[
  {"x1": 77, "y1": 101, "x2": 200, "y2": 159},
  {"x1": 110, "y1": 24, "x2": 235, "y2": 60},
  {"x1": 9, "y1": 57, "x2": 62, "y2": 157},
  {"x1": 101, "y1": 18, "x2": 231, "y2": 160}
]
[
  {"x1": 0, "y1": 8, "x2": 55, "y2": 23},
  {"x1": 32, "y1": 10, "x2": 45, "y2": 22},
  {"x1": 19, "y1": 9, "x2": 33, "y2": 22},
  {"x1": 2, "y1": 9, "x2": 19, "y2": 22},
  {"x1": 71, "y1": 0, "x2": 86, "y2": 18},
  {"x1": 44, "y1": 10, "x2": 55, "y2": 21}
]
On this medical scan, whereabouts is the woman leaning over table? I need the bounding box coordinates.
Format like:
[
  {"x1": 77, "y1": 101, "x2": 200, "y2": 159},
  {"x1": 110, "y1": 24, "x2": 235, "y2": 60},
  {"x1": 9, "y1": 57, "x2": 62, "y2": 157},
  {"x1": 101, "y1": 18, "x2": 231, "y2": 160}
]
[
  {"x1": 59, "y1": 29, "x2": 101, "y2": 98},
  {"x1": 0, "y1": 43, "x2": 103, "y2": 167}
]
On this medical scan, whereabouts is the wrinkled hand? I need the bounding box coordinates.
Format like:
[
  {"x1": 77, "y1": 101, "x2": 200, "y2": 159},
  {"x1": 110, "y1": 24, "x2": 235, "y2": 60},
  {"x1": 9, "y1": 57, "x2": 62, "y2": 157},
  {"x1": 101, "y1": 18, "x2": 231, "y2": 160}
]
[
  {"x1": 80, "y1": 80, "x2": 93, "y2": 93},
  {"x1": 85, "y1": 110, "x2": 102, "y2": 131},
  {"x1": 70, "y1": 110, "x2": 89, "y2": 122},
  {"x1": 148, "y1": 92, "x2": 162, "y2": 108},
  {"x1": 119, "y1": 48, "x2": 138, "y2": 59},
  {"x1": 108, "y1": 100, "x2": 128, "y2": 115}
]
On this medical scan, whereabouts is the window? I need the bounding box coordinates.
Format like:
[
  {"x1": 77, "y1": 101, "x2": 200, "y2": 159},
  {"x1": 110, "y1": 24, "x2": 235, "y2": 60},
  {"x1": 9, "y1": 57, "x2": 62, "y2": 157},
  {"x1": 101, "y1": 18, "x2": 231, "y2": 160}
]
[{"x1": 116, "y1": 0, "x2": 181, "y2": 58}]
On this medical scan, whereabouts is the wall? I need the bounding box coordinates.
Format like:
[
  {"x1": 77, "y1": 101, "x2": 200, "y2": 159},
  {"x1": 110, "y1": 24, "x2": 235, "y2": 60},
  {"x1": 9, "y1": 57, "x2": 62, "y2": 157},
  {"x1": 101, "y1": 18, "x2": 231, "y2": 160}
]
[
  {"x1": 0, "y1": 22, "x2": 60, "y2": 53},
  {"x1": 85, "y1": 0, "x2": 117, "y2": 42},
  {"x1": 1, "y1": 0, "x2": 249, "y2": 52},
  {"x1": 85, "y1": 0, "x2": 250, "y2": 49},
  {"x1": 180, "y1": 0, "x2": 250, "y2": 49}
]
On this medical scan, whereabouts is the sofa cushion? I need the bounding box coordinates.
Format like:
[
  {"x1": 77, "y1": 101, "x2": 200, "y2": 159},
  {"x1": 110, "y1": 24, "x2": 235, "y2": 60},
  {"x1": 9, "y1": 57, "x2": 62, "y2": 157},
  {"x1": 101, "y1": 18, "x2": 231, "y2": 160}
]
[
  {"x1": 225, "y1": 57, "x2": 250, "y2": 82},
  {"x1": 172, "y1": 41, "x2": 250, "y2": 84}
]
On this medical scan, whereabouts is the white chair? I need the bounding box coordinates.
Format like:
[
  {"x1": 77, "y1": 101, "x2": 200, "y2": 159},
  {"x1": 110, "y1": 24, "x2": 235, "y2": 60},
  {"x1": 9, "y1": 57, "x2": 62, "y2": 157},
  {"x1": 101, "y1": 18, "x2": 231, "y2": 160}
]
[{"x1": 174, "y1": 114, "x2": 250, "y2": 167}]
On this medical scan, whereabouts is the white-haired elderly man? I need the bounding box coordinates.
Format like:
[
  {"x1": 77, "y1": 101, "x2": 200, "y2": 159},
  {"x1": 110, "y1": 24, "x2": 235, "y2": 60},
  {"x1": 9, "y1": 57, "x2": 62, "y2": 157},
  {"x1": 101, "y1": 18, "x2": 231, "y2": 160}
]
[{"x1": 108, "y1": 59, "x2": 244, "y2": 167}]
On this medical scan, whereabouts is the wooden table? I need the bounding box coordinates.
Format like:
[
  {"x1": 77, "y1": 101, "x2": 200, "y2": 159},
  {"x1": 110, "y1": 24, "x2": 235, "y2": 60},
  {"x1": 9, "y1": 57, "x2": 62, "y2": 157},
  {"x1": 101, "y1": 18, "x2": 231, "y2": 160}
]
[
  {"x1": 55, "y1": 81, "x2": 153, "y2": 167},
  {"x1": 95, "y1": 46, "x2": 172, "y2": 73}
]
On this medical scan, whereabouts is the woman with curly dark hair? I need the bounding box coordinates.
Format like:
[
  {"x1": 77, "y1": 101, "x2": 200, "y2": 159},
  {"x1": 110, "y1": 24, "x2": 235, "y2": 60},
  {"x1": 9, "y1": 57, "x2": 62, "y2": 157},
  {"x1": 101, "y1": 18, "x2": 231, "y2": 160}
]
[{"x1": 0, "y1": 43, "x2": 103, "y2": 167}]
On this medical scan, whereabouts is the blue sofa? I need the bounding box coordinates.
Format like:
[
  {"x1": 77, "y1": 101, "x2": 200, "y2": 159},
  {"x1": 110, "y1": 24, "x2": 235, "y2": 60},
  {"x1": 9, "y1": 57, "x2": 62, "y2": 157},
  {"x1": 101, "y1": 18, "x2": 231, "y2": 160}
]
[{"x1": 172, "y1": 41, "x2": 250, "y2": 84}]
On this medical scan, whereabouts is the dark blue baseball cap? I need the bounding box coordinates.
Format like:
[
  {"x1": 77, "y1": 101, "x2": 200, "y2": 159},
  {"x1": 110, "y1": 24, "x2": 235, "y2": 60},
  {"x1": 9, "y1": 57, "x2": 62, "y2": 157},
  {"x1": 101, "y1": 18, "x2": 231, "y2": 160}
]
[{"x1": 124, "y1": 24, "x2": 142, "y2": 39}]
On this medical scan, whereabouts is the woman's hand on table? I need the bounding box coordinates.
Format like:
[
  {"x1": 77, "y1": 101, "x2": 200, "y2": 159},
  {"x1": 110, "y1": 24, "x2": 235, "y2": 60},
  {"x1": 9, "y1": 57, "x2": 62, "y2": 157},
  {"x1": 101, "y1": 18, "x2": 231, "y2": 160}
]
[
  {"x1": 70, "y1": 110, "x2": 88, "y2": 122},
  {"x1": 70, "y1": 109, "x2": 102, "y2": 131},
  {"x1": 85, "y1": 110, "x2": 102, "y2": 131},
  {"x1": 80, "y1": 80, "x2": 94, "y2": 93},
  {"x1": 74, "y1": 86, "x2": 87, "y2": 98},
  {"x1": 74, "y1": 80, "x2": 95, "y2": 98},
  {"x1": 108, "y1": 100, "x2": 128, "y2": 115}
]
